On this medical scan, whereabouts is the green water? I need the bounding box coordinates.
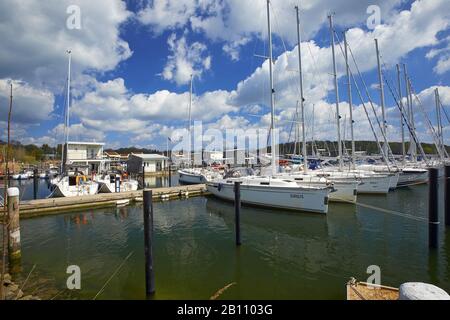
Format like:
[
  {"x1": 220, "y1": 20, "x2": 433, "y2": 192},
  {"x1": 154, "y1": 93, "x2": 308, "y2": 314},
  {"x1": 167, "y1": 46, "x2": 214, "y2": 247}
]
[{"x1": 3, "y1": 183, "x2": 450, "y2": 300}]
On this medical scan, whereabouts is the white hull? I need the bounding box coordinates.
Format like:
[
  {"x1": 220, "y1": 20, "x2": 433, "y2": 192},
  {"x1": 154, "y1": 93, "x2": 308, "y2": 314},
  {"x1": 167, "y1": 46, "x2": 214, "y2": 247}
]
[
  {"x1": 96, "y1": 179, "x2": 139, "y2": 193},
  {"x1": 49, "y1": 176, "x2": 99, "y2": 197},
  {"x1": 315, "y1": 169, "x2": 391, "y2": 194},
  {"x1": 397, "y1": 169, "x2": 428, "y2": 187},
  {"x1": 207, "y1": 177, "x2": 330, "y2": 213},
  {"x1": 178, "y1": 169, "x2": 207, "y2": 184},
  {"x1": 277, "y1": 173, "x2": 358, "y2": 203}
]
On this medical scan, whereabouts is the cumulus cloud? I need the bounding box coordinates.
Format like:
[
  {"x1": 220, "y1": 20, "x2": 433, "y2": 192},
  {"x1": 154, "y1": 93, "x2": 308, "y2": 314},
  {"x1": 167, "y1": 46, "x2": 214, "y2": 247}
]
[
  {"x1": 0, "y1": 79, "x2": 54, "y2": 124},
  {"x1": 0, "y1": 0, "x2": 132, "y2": 89},
  {"x1": 162, "y1": 33, "x2": 212, "y2": 85}
]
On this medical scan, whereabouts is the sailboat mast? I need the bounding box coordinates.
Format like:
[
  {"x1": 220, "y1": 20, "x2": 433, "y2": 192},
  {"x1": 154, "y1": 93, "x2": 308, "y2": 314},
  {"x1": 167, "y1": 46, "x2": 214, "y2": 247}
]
[
  {"x1": 328, "y1": 14, "x2": 343, "y2": 170},
  {"x1": 375, "y1": 39, "x2": 388, "y2": 159},
  {"x1": 188, "y1": 74, "x2": 193, "y2": 168},
  {"x1": 407, "y1": 78, "x2": 417, "y2": 162},
  {"x1": 435, "y1": 88, "x2": 443, "y2": 156},
  {"x1": 403, "y1": 65, "x2": 415, "y2": 162},
  {"x1": 396, "y1": 64, "x2": 406, "y2": 166},
  {"x1": 295, "y1": 6, "x2": 308, "y2": 173},
  {"x1": 344, "y1": 33, "x2": 355, "y2": 169},
  {"x1": 62, "y1": 50, "x2": 71, "y2": 174},
  {"x1": 267, "y1": 0, "x2": 277, "y2": 176}
]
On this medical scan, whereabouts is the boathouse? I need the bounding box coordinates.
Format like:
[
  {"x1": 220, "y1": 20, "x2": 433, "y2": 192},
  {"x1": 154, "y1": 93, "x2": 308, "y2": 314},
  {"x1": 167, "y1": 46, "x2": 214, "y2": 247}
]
[{"x1": 127, "y1": 153, "x2": 168, "y2": 175}]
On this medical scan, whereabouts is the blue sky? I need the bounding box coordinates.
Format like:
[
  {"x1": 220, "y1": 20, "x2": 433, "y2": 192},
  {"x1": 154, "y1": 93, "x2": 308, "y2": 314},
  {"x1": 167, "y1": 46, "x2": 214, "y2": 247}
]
[{"x1": 0, "y1": 0, "x2": 449, "y2": 151}]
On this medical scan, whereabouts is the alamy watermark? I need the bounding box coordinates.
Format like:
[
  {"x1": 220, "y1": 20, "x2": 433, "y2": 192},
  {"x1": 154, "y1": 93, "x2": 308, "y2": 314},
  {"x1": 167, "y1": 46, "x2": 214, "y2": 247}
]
[
  {"x1": 66, "y1": 265, "x2": 81, "y2": 290},
  {"x1": 66, "y1": 4, "x2": 82, "y2": 30},
  {"x1": 366, "y1": 5, "x2": 381, "y2": 30}
]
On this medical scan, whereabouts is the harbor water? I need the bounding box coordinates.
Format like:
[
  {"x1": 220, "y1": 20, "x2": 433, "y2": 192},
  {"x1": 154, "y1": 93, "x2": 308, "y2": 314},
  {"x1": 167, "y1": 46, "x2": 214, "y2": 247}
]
[{"x1": 1, "y1": 180, "x2": 449, "y2": 299}]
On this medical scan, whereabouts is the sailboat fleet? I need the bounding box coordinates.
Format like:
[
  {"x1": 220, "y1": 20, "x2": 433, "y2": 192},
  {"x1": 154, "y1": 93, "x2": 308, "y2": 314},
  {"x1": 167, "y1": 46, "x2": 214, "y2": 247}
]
[
  {"x1": 40, "y1": 2, "x2": 445, "y2": 210},
  {"x1": 179, "y1": 1, "x2": 448, "y2": 214}
]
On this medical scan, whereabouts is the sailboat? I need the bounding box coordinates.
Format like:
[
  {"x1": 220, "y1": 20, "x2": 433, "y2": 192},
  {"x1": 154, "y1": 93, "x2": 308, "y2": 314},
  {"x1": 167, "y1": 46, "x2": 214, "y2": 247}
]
[
  {"x1": 276, "y1": 6, "x2": 358, "y2": 204},
  {"x1": 50, "y1": 50, "x2": 99, "y2": 198},
  {"x1": 177, "y1": 75, "x2": 210, "y2": 184},
  {"x1": 208, "y1": 0, "x2": 331, "y2": 213}
]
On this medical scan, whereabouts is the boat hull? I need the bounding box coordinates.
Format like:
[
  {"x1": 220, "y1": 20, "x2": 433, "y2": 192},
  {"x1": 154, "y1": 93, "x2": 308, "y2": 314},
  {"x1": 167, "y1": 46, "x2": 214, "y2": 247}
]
[
  {"x1": 178, "y1": 170, "x2": 207, "y2": 184},
  {"x1": 207, "y1": 181, "x2": 329, "y2": 213}
]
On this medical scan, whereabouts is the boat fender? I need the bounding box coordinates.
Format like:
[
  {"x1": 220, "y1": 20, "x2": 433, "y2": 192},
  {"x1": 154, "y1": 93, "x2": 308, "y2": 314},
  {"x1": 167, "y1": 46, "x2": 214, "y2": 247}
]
[{"x1": 399, "y1": 282, "x2": 450, "y2": 300}]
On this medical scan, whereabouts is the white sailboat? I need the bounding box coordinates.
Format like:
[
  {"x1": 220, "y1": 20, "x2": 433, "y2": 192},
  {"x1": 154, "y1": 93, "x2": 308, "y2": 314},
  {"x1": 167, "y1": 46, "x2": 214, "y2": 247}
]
[
  {"x1": 207, "y1": 0, "x2": 331, "y2": 214},
  {"x1": 50, "y1": 50, "x2": 98, "y2": 198}
]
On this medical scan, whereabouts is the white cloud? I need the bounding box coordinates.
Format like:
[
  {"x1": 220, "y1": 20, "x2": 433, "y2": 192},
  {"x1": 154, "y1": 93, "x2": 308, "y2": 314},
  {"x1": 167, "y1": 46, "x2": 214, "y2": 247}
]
[
  {"x1": 0, "y1": 79, "x2": 54, "y2": 124},
  {"x1": 0, "y1": 0, "x2": 132, "y2": 89},
  {"x1": 162, "y1": 33, "x2": 212, "y2": 85}
]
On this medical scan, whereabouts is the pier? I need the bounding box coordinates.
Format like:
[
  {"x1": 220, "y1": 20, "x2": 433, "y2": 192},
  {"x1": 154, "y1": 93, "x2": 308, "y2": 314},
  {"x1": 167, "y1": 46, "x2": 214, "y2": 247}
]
[{"x1": 0, "y1": 184, "x2": 209, "y2": 219}]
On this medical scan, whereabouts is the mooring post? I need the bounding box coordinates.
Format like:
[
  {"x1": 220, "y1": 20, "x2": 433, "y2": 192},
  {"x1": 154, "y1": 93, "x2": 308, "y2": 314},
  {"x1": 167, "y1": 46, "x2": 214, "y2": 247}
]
[
  {"x1": 7, "y1": 187, "x2": 21, "y2": 265},
  {"x1": 445, "y1": 165, "x2": 450, "y2": 227},
  {"x1": 143, "y1": 190, "x2": 155, "y2": 296},
  {"x1": 33, "y1": 169, "x2": 38, "y2": 200},
  {"x1": 234, "y1": 182, "x2": 241, "y2": 246},
  {"x1": 428, "y1": 168, "x2": 439, "y2": 249},
  {"x1": 168, "y1": 165, "x2": 172, "y2": 188}
]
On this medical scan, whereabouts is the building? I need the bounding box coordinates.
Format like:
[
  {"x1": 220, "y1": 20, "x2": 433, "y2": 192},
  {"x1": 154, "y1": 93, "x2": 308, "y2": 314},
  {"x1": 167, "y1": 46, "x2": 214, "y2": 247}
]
[
  {"x1": 127, "y1": 154, "x2": 168, "y2": 175},
  {"x1": 64, "y1": 141, "x2": 109, "y2": 174},
  {"x1": 104, "y1": 151, "x2": 129, "y2": 171}
]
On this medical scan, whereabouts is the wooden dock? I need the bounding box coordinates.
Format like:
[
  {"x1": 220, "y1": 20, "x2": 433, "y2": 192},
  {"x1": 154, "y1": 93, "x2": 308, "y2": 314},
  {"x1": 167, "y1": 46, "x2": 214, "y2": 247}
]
[{"x1": 0, "y1": 184, "x2": 209, "y2": 219}]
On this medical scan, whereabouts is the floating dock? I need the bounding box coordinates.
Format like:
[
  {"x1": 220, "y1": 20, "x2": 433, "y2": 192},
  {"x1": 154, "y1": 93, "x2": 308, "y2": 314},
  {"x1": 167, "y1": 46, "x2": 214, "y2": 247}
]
[{"x1": 1, "y1": 184, "x2": 209, "y2": 219}]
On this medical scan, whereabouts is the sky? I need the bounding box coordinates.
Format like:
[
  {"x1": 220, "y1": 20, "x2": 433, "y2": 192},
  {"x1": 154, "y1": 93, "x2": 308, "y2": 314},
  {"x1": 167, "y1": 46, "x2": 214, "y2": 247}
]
[{"x1": 0, "y1": 0, "x2": 449, "y2": 151}]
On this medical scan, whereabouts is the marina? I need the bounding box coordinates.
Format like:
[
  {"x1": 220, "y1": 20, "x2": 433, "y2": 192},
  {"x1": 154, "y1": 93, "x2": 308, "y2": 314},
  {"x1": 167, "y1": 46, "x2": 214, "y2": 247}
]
[
  {"x1": 1, "y1": 0, "x2": 450, "y2": 306},
  {"x1": 1, "y1": 179, "x2": 449, "y2": 300}
]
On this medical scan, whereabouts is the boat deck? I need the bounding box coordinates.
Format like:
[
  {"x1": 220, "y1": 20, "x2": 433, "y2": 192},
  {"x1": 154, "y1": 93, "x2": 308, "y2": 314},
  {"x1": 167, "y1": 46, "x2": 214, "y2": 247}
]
[{"x1": 346, "y1": 280, "x2": 399, "y2": 300}]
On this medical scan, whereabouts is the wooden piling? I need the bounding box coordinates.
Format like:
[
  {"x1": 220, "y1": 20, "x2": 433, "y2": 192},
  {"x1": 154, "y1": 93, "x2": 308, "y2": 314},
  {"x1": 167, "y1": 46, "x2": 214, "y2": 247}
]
[
  {"x1": 428, "y1": 168, "x2": 439, "y2": 249},
  {"x1": 234, "y1": 182, "x2": 241, "y2": 246},
  {"x1": 7, "y1": 188, "x2": 21, "y2": 264},
  {"x1": 445, "y1": 165, "x2": 450, "y2": 227},
  {"x1": 143, "y1": 190, "x2": 155, "y2": 296}
]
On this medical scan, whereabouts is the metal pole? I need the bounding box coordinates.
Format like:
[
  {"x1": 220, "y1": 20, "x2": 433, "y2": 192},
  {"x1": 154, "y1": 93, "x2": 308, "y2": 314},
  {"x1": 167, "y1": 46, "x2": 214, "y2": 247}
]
[
  {"x1": 328, "y1": 15, "x2": 343, "y2": 170},
  {"x1": 234, "y1": 182, "x2": 241, "y2": 246},
  {"x1": 344, "y1": 32, "x2": 355, "y2": 169},
  {"x1": 295, "y1": 5, "x2": 308, "y2": 173},
  {"x1": 375, "y1": 39, "x2": 388, "y2": 157},
  {"x1": 397, "y1": 64, "x2": 406, "y2": 166},
  {"x1": 428, "y1": 168, "x2": 439, "y2": 249},
  {"x1": 435, "y1": 89, "x2": 443, "y2": 157},
  {"x1": 188, "y1": 75, "x2": 193, "y2": 169},
  {"x1": 143, "y1": 190, "x2": 155, "y2": 295},
  {"x1": 266, "y1": 0, "x2": 277, "y2": 176}
]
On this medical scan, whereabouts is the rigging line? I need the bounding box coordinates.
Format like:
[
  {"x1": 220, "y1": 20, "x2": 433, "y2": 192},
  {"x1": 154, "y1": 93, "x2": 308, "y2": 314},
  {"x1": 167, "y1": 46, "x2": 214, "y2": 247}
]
[
  {"x1": 333, "y1": 31, "x2": 391, "y2": 168},
  {"x1": 440, "y1": 99, "x2": 450, "y2": 124},
  {"x1": 382, "y1": 72, "x2": 430, "y2": 163},
  {"x1": 409, "y1": 81, "x2": 448, "y2": 159},
  {"x1": 339, "y1": 31, "x2": 397, "y2": 167}
]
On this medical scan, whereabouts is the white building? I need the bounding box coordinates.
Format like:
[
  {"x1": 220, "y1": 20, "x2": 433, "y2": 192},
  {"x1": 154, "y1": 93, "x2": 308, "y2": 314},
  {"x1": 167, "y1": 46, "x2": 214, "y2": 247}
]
[
  {"x1": 65, "y1": 141, "x2": 109, "y2": 174},
  {"x1": 127, "y1": 154, "x2": 168, "y2": 174}
]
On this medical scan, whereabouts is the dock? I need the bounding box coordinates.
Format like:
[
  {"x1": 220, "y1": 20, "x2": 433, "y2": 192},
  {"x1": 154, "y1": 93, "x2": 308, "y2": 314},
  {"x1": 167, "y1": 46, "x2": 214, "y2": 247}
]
[{"x1": 0, "y1": 184, "x2": 209, "y2": 219}]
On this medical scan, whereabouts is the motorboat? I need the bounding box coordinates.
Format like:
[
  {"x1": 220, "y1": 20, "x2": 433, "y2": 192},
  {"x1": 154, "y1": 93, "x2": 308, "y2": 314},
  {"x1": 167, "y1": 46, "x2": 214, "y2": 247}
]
[{"x1": 95, "y1": 173, "x2": 139, "y2": 193}]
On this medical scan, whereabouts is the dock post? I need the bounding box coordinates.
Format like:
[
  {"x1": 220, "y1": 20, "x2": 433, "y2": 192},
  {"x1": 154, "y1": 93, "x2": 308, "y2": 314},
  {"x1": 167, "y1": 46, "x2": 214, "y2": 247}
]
[
  {"x1": 445, "y1": 165, "x2": 450, "y2": 227},
  {"x1": 7, "y1": 187, "x2": 21, "y2": 268},
  {"x1": 142, "y1": 164, "x2": 145, "y2": 189},
  {"x1": 143, "y1": 190, "x2": 155, "y2": 296},
  {"x1": 234, "y1": 182, "x2": 241, "y2": 246},
  {"x1": 168, "y1": 166, "x2": 172, "y2": 187},
  {"x1": 33, "y1": 169, "x2": 38, "y2": 199},
  {"x1": 428, "y1": 168, "x2": 439, "y2": 249}
]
